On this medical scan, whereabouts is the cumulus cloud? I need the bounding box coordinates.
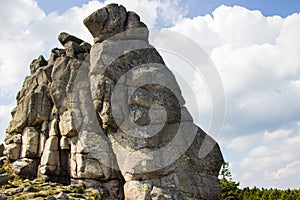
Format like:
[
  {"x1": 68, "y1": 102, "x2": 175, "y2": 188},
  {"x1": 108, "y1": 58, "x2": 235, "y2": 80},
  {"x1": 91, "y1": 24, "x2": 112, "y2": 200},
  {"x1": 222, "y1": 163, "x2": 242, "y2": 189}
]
[
  {"x1": 170, "y1": 5, "x2": 284, "y2": 50},
  {"x1": 270, "y1": 161, "x2": 300, "y2": 180},
  {"x1": 0, "y1": 0, "x2": 44, "y2": 93},
  {"x1": 168, "y1": 5, "x2": 300, "y2": 189},
  {"x1": 225, "y1": 125, "x2": 300, "y2": 189},
  {"x1": 226, "y1": 133, "x2": 260, "y2": 150},
  {"x1": 170, "y1": 5, "x2": 300, "y2": 138}
]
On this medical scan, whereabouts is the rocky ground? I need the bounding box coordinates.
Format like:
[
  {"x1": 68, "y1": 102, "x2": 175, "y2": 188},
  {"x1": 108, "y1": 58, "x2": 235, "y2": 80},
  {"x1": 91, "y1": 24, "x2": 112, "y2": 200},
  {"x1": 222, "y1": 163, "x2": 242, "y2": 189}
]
[{"x1": 0, "y1": 145, "x2": 100, "y2": 200}]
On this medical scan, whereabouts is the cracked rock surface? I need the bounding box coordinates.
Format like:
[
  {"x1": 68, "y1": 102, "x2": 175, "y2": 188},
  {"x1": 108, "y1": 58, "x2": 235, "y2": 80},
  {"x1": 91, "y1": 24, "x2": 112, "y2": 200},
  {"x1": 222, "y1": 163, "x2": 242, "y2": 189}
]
[{"x1": 3, "y1": 4, "x2": 223, "y2": 200}]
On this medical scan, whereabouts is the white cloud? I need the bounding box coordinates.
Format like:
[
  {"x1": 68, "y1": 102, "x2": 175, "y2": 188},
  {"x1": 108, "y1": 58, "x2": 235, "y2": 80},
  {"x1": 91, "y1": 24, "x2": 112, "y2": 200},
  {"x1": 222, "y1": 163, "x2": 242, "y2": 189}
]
[
  {"x1": 170, "y1": 5, "x2": 300, "y2": 140},
  {"x1": 264, "y1": 129, "x2": 290, "y2": 142},
  {"x1": 262, "y1": 160, "x2": 300, "y2": 189},
  {"x1": 169, "y1": 7, "x2": 299, "y2": 189},
  {"x1": 0, "y1": 103, "x2": 15, "y2": 142},
  {"x1": 0, "y1": 0, "x2": 45, "y2": 93},
  {"x1": 234, "y1": 127, "x2": 300, "y2": 188},
  {"x1": 270, "y1": 161, "x2": 300, "y2": 180},
  {"x1": 0, "y1": 0, "x2": 45, "y2": 30},
  {"x1": 167, "y1": 5, "x2": 299, "y2": 188},
  {"x1": 210, "y1": 6, "x2": 283, "y2": 47},
  {"x1": 226, "y1": 134, "x2": 260, "y2": 150},
  {"x1": 170, "y1": 5, "x2": 284, "y2": 51}
]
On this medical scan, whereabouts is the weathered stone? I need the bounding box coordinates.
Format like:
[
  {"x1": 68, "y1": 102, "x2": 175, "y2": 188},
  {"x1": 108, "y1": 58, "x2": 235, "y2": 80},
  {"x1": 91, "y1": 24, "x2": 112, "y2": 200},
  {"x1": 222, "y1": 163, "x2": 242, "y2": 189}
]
[
  {"x1": 41, "y1": 120, "x2": 49, "y2": 132},
  {"x1": 74, "y1": 130, "x2": 120, "y2": 180},
  {"x1": 125, "y1": 12, "x2": 145, "y2": 30},
  {"x1": 39, "y1": 165, "x2": 58, "y2": 177},
  {"x1": 48, "y1": 48, "x2": 66, "y2": 65},
  {"x1": 75, "y1": 154, "x2": 103, "y2": 180},
  {"x1": 5, "y1": 134, "x2": 21, "y2": 145},
  {"x1": 5, "y1": 143, "x2": 20, "y2": 160},
  {"x1": 103, "y1": 179, "x2": 124, "y2": 199},
  {"x1": 40, "y1": 136, "x2": 60, "y2": 175},
  {"x1": 49, "y1": 119, "x2": 59, "y2": 136},
  {"x1": 3, "y1": 186, "x2": 24, "y2": 196},
  {"x1": 44, "y1": 136, "x2": 59, "y2": 151},
  {"x1": 58, "y1": 32, "x2": 84, "y2": 46},
  {"x1": 60, "y1": 136, "x2": 70, "y2": 150},
  {"x1": 83, "y1": 3, "x2": 148, "y2": 43},
  {"x1": 40, "y1": 149, "x2": 60, "y2": 167},
  {"x1": 50, "y1": 57, "x2": 70, "y2": 113},
  {"x1": 38, "y1": 132, "x2": 47, "y2": 157},
  {"x1": 59, "y1": 110, "x2": 77, "y2": 137},
  {"x1": 70, "y1": 178, "x2": 102, "y2": 188},
  {"x1": 22, "y1": 193, "x2": 35, "y2": 199},
  {"x1": 150, "y1": 187, "x2": 173, "y2": 200},
  {"x1": 28, "y1": 89, "x2": 51, "y2": 123},
  {"x1": 56, "y1": 192, "x2": 69, "y2": 200},
  {"x1": 0, "y1": 144, "x2": 4, "y2": 157},
  {"x1": 124, "y1": 180, "x2": 152, "y2": 200},
  {"x1": 46, "y1": 195, "x2": 56, "y2": 200},
  {"x1": 6, "y1": 79, "x2": 52, "y2": 134},
  {"x1": 20, "y1": 127, "x2": 39, "y2": 158},
  {"x1": 23, "y1": 185, "x2": 38, "y2": 192},
  {"x1": 11, "y1": 158, "x2": 38, "y2": 179},
  {"x1": 79, "y1": 42, "x2": 91, "y2": 53},
  {"x1": 83, "y1": 6, "x2": 109, "y2": 39},
  {"x1": 65, "y1": 41, "x2": 85, "y2": 57},
  {"x1": 0, "y1": 173, "x2": 11, "y2": 186},
  {"x1": 30, "y1": 55, "x2": 47, "y2": 74},
  {"x1": 69, "y1": 153, "x2": 77, "y2": 178},
  {"x1": 50, "y1": 57, "x2": 83, "y2": 114},
  {"x1": 0, "y1": 157, "x2": 8, "y2": 168},
  {"x1": 4, "y1": 4, "x2": 223, "y2": 199}
]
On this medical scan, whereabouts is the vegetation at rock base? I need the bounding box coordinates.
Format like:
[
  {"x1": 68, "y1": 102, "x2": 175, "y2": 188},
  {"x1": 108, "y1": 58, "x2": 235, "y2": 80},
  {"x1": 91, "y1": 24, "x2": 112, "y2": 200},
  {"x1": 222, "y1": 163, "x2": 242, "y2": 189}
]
[
  {"x1": 219, "y1": 162, "x2": 300, "y2": 200},
  {"x1": 0, "y1": 160, "x2": 99, "y2": 200},
  {"x1": 1, "y1": 158, "x2": 300, "y2": 199},
  {"x1": 219, "y1": 162, "x2": 240, "y2": 199},
  {"x1": 0, "y1": 176, "x2": 99, "y2": 200}
]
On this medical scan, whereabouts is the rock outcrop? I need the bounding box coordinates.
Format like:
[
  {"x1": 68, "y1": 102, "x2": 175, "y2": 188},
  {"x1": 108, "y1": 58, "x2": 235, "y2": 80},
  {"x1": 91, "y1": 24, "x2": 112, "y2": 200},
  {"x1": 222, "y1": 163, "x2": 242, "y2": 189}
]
[{"x1": 3, "y1": 4, "x2": 223, "y2": 200}]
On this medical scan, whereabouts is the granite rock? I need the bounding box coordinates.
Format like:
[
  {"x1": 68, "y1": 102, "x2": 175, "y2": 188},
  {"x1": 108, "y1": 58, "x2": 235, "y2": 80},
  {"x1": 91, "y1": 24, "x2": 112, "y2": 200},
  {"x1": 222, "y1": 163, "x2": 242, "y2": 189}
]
[{"x1": 3, "y1": 4, "x2": 223, "y2": 200}]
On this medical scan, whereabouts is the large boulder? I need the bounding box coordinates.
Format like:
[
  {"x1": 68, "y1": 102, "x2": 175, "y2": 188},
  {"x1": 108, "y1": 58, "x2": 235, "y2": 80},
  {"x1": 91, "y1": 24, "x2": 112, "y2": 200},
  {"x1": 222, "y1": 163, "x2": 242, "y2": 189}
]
[
  {"x1": 11, "y1": 158, "x2": 38, "y2": 179},
  {"x1": 4, "y1": 3, "x2": 223, "y2": 199},
  {"x1": 84, "y1": 4, "x2": 148, "y2": 43},
  {"x1": 20, "y1": 127, "x2": 40, "y2": 158}
]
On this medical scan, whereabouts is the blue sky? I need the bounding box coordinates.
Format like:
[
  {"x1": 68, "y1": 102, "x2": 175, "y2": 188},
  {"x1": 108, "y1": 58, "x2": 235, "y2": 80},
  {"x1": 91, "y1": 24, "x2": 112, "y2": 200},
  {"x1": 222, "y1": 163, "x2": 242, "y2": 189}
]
[
  {"x1": 37, "y1": 0, "x2": 300, "y2": 17},
  {"x1": 187, "y1": 0, "x2": 300, "y2": 17},
  {"x1": 0, "y1": 0, "x2": 300, "y2": 189}
]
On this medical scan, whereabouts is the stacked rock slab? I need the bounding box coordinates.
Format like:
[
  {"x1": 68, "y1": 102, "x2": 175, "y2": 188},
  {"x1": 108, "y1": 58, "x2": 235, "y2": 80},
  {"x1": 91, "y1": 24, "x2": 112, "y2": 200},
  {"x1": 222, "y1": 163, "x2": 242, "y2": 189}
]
[
  {"x1": 5, "y1": 29, "x2": 125, "y2": 198},
  {"x1": 4, "y1": 3, "x2": 223, "y2": 200}
]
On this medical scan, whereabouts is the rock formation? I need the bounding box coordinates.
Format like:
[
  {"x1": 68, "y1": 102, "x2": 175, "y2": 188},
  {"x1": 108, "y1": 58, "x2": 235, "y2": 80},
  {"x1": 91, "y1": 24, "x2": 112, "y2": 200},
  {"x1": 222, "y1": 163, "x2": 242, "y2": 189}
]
[{"x1": 3, "y1": 4, "x2": 223, "y2": 200}]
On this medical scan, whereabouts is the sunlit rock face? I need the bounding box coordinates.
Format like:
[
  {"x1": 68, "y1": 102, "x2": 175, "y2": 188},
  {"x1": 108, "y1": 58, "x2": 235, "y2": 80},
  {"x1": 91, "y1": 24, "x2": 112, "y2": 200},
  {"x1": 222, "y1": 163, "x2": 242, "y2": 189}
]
[{"x1": 4, "y1": 3, "x2": 223, "y2": 200}]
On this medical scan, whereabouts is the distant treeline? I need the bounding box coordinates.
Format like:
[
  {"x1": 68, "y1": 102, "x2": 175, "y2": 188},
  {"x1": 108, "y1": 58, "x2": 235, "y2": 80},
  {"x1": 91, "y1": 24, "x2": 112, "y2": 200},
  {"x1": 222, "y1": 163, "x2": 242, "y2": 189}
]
[{"x1": 219, "y1": 162, "x2": 300, "y2": 200}]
